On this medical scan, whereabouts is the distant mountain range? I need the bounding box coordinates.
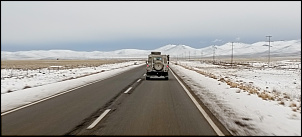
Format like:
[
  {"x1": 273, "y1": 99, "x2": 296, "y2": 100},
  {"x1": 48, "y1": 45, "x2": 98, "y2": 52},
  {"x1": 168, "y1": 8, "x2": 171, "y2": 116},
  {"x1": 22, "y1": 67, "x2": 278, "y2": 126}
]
[{"x1": 1, "y1": 39, "x2": 301, "y2": 60}]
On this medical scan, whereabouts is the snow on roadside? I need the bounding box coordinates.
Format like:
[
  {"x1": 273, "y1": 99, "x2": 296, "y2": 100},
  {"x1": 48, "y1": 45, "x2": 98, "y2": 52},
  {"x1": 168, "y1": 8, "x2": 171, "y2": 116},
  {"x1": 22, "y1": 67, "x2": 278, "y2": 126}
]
[
  {"x1": 170, "y1": 61, "x2": 301, "y2": 136},
  {"x1": 1, "y1": 61, "x2": 141, "y2": 94}
]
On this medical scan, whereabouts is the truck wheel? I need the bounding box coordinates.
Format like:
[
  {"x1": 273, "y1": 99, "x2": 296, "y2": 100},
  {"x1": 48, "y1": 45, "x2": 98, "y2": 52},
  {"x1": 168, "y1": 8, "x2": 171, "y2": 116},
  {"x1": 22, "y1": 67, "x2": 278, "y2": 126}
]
[{"x1": 146, "y1": 76, "x2": 150, "y2": 80}]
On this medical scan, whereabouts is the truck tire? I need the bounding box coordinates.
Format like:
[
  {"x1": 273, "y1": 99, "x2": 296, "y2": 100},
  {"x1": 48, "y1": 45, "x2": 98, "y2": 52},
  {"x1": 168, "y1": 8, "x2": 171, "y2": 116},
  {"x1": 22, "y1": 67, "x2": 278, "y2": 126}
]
[{"x1": 153, "y1": 62, "x2": 164, "y2": 71}]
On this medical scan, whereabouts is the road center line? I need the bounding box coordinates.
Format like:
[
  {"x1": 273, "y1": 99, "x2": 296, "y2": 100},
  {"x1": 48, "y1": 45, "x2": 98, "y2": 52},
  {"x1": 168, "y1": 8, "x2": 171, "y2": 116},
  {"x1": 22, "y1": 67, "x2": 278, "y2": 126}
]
[
  {"x1": 124, "y1": 87, "x2": 132, "y2": 94},
  {"x1": 170, "y1": 68, "x2": 224, "y2": 136},
  {"x1": 87, "y1": 109, "x2": 111, "y2": 130},
  {"x1": 137, "y1": 79, "x2": 141, "y2": 83}
]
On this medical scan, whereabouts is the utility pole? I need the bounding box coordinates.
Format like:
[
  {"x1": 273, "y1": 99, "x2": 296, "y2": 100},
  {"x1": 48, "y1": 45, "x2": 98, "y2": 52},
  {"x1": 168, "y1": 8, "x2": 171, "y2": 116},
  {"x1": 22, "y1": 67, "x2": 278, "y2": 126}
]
[
  {"x1": 212, "y1": 45, "x2": 216, "y2": 64},
  {"x1": 231, "y1": 42, "x2": 234, "y2": 68},
  {"x1": 266, "y1": 36, "x2": 272, "y2": 67},
  {"x1": 200, "y1": 51, "x2": 203, "y2": 62}
]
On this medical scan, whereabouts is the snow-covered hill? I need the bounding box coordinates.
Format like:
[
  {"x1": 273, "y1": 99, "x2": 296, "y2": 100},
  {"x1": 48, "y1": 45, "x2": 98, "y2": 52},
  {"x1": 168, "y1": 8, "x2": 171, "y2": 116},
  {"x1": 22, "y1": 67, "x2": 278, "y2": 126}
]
[{"x1": 1, "y1": 39, "x2": 300, "y2": 60}]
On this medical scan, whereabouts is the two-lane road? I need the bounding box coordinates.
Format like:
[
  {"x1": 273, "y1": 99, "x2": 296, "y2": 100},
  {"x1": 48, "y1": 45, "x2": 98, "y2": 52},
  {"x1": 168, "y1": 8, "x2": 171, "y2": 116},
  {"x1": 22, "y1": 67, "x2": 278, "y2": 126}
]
[
  {"x1": 87, "y1": 71, "x2": 217, "y2": 135},
  {"x1": 2, "y1": 65, "x2": 229, "y2": 135}
]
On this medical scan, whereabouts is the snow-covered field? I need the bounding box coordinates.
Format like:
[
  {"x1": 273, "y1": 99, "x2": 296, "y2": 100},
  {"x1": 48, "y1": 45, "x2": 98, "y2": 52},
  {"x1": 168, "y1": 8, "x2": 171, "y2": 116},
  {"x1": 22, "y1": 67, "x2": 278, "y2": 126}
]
[
  {"x1": 1, "y1": 59, "x2": 301, "y2": 135},
  {"x1": 171, "y1": 59, "x2": 301, "y2": 135},
  {"x1": 1, "y1": 60, "x2": 137, "y2": 94}
]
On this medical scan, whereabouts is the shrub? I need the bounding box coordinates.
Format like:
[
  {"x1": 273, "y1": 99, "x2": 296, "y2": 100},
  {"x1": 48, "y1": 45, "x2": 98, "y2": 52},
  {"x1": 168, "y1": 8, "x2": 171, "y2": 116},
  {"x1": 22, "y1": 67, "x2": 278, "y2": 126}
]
[
  {"x1": 23, "y1": 85, "x2": 31, "y2": 89},
  {"x1": 289, "y1": 102, "x2": 297, "y2": 107}
]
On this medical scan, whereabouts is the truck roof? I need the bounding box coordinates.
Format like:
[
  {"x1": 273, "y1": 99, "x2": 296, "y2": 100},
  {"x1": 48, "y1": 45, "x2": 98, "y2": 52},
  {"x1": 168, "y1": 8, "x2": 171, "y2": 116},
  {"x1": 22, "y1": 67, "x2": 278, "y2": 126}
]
[{"x1": 148, "y1": 54, "x2": 168, "y2": 57}]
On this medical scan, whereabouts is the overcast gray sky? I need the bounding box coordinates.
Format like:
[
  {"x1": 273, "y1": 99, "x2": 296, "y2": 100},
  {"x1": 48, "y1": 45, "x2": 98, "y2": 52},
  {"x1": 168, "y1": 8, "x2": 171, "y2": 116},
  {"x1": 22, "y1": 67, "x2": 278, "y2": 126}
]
[{"x1": 1, "y1": 1, "x2": 301, "y2": 51}]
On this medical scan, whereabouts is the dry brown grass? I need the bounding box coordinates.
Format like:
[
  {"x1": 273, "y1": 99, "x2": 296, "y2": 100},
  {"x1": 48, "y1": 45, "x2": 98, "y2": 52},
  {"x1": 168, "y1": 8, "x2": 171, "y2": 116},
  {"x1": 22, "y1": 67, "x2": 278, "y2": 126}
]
[
  {"x1": 289, "y1": 102, "x2": 297, "y2": 107},
  {"x1": 258, "y1": 92, "x2": 274, "y2": 100},
  {"x1": 195, "y1": 56, "x2": 301, "y2": 62},
  {"x1": 227, "y1": 81, "x2": 238, "y2": 88},
  {"x1": 249, "y1": 88, "x2": 259, "y2": 95},
  {"x1": 1, "y1": 59, "x2": 126, "y2": 70}
]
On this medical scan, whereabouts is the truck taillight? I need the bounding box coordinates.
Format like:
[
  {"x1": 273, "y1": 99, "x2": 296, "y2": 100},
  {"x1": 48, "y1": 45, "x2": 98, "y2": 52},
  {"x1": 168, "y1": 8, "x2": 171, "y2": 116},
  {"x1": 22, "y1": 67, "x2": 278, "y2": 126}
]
[{"x1": 147, "y1": 65, "x2": 149, "y2": 67}]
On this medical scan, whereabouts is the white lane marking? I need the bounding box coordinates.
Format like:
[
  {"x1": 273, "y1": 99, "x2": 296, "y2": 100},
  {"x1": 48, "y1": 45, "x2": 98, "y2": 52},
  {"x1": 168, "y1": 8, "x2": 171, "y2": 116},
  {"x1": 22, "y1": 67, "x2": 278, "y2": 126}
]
[
  {"x1": 124, "y1": 87, "x2": 132, "y2": 94},
  {"x1": 1, "y1": 80, "x2": 101, "y2": 116},
  {"x1": 170, "y1": 68, "x2": 224, "y2": 136},
  {"x1": 87, "y1": 109, "x2": 111, "y2": 129},
  {"x1": 143, "y1": 74, "x2": 146, "y2": 76},
  {"x1": 137, "y1": 79, "x2": 141, "y2": 83}
]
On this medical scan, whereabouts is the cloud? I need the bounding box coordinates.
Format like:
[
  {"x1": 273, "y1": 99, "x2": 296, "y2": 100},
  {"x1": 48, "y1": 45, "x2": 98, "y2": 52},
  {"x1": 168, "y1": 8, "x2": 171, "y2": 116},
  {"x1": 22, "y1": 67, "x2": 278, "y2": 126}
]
[
  {"x1": 1, "y1": 1, "x2": 300, "y2": 51},
  {"x1": 212, "y1": 39, "x2": 224, "y2": 43},
  {"x1": 235, "y1": 37, "x2": 241, "y2": 42}
]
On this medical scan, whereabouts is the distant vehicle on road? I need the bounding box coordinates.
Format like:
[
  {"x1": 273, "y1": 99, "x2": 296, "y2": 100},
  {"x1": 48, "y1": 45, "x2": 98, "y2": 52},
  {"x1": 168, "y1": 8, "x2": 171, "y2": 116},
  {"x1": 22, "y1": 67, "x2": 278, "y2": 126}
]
[{"x1": 146, "y1": 52, "x2": 169, "y2": 80}]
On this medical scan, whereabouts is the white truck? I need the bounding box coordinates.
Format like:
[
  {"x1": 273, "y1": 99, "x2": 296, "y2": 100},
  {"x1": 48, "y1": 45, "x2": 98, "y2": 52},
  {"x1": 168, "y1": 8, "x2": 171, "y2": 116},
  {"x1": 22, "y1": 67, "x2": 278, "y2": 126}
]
[{"x1": 146, "y1": 52, "x2": 169, "y2": 80}]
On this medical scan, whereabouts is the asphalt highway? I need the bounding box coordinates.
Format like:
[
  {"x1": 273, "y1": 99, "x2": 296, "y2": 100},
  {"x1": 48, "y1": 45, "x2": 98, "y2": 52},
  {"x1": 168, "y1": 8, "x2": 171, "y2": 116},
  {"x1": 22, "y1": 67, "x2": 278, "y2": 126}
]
[{"x1": 1, "y1": 65, "x2": 230, "y2": 136}]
